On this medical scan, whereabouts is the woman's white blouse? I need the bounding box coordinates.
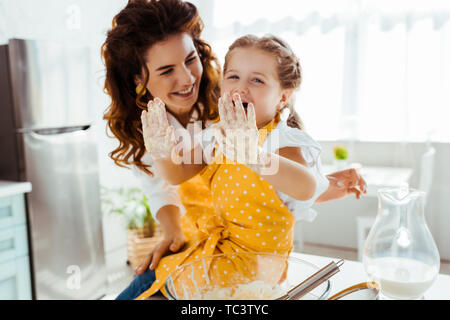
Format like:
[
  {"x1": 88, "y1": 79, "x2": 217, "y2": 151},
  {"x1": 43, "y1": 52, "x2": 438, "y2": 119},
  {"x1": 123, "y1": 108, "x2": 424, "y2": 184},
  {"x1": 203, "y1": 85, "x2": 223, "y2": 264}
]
[
  {"x1": 132, "y1": 114, "x2": 329, "y2": 222},
  {"x1": 131, "y1": 153, "x2": 186, "y2": 220}
]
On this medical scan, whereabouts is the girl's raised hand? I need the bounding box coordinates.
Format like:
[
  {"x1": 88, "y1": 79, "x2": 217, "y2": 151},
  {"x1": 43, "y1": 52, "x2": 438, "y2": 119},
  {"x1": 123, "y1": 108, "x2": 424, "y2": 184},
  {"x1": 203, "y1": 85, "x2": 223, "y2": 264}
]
[
  {"x1": 141, "y1": 98, "x2": 176, "y2": 160},
  {"x1": 215, "y1": 92, "x2": 261, "y2": 166}
]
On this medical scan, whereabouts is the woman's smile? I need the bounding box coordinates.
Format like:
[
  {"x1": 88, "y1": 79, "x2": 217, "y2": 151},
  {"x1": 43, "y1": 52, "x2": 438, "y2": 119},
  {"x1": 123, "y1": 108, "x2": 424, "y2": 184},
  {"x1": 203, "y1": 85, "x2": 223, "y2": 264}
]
[{"x1": 171, "y1": 84, "x2": 195, "y2": 99}]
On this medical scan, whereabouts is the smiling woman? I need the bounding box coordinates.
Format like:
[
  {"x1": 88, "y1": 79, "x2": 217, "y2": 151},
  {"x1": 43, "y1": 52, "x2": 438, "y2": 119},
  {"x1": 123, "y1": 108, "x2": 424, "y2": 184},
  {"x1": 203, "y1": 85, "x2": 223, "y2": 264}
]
[
  {"x1": 101, "y1": 0, "x2": 220, "y2": 176},
  {"x1": 140, "y1": 33, "x2": 204, "y2": 124},
  {"x1": 101, "y1": 0, "x2": 223, "y2": 300},
  {"x1": 102, "y1": 0, "x2": 368, "y2": 301}
]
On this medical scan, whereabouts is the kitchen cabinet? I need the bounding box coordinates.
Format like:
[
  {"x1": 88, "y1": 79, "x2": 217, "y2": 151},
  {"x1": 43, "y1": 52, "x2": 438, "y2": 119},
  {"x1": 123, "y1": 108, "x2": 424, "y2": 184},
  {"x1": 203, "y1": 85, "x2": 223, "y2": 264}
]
[{"x1": 0, "y1": 182, "x2": 32, "y2": 300}]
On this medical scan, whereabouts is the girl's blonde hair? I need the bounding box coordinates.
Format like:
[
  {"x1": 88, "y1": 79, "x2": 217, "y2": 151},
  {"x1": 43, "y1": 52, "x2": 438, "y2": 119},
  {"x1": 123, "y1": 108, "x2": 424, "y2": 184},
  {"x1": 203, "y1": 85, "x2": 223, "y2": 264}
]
[{"x1": 224, "y1": 34, "x2": 304, "y2": 130}]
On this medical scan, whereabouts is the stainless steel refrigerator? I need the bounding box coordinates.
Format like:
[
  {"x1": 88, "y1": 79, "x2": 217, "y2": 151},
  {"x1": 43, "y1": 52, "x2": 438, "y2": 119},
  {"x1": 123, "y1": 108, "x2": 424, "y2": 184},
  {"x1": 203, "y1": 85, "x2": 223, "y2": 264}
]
[{"x1": 0, "y1": 39, "x2": 107, "y2": 299}]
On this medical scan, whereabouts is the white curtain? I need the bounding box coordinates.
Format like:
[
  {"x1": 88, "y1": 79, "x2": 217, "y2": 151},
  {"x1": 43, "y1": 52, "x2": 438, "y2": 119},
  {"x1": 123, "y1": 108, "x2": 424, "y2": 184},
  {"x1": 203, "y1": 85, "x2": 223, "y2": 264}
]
[{"x1": 199, "y1": 0, "x2": 450, "y2": 142}]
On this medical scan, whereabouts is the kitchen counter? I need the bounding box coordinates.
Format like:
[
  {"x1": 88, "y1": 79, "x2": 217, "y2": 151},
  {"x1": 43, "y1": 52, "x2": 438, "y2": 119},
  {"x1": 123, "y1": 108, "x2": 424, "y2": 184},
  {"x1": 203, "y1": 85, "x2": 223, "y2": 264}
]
[
  {"x1": 291, "y1": 252, "x2": 450, "y2": 300},
  {"x1": 0, "y1": 181, "x2": 32, "y2": 198},
  {"x1": 0, "y1": 180, "x2": 32, "y2": 299}
]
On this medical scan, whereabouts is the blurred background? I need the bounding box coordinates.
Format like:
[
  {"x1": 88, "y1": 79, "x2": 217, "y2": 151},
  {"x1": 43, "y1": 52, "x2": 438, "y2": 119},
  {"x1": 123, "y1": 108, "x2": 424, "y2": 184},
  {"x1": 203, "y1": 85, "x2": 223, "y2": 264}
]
[{"x1": 0, "y1": 0, "x2": 449, "y2": 299}]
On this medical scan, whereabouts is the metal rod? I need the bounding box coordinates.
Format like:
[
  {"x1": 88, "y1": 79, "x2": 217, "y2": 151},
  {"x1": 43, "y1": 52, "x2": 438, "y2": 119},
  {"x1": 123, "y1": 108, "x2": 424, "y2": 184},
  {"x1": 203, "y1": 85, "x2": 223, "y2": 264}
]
[{"x1": 279, "y1": 259, "x2": 344, "y2": 300}]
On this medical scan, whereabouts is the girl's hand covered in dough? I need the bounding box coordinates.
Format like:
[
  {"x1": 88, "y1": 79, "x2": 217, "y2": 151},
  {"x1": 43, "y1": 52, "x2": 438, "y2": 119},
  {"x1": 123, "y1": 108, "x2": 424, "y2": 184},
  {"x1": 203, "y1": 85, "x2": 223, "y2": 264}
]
[
  {"x1": 214, "y1": 92, "x2": 268, "y2": 169},
  {"x1": 141, "y1": 98, "x2": 176, "y2": 160}
]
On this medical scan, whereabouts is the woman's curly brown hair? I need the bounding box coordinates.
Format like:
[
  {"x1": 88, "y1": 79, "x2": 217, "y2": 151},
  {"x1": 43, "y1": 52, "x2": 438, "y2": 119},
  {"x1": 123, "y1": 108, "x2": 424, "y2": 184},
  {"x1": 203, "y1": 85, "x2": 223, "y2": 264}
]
[{"x1": 101, "y1": 0, "x2": 221, "y2": 175}]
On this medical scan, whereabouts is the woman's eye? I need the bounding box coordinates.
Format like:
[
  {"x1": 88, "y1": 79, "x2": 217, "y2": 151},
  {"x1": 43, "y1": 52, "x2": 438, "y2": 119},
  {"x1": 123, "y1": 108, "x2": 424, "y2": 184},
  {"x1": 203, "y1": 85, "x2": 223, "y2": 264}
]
[
  {"x1": 160, "y1": 69, "x2": 173, "y2": 76},
  {"x1": 227, "y1": 75, "x2": 238, "y2": 80}
]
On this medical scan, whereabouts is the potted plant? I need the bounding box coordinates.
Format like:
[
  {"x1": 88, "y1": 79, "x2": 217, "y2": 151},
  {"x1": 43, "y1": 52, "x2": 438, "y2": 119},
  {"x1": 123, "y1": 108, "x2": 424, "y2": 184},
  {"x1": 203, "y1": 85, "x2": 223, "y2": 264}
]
[
  {"x1": 101, "y1": 187, "x2": 163, "y2": 269},
  {"x1": 333, "y1": 145, "x2": 349, "y2": 170}
]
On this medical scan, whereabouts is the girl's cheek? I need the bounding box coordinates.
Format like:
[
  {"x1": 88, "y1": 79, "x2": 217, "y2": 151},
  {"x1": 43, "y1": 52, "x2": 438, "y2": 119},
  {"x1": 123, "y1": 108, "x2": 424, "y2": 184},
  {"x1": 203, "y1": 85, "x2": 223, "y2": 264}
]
[{"x1": 220, "y1": 81, "x2": 230, "y2": 96}]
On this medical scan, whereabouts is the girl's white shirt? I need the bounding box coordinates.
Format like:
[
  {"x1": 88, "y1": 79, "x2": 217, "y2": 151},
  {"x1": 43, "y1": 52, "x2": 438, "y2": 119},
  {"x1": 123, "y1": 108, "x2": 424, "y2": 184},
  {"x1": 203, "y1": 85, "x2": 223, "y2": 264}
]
[{"x1": 132, "y1": 110, "x2": 329, "y2": 222}]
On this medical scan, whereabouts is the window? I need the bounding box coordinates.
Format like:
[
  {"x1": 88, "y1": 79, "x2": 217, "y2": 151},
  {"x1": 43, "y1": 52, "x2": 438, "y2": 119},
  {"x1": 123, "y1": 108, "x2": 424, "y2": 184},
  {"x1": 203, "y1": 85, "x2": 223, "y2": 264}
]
[{"x1": 200, "y1": 0, "x2": 450, "y2": 142}]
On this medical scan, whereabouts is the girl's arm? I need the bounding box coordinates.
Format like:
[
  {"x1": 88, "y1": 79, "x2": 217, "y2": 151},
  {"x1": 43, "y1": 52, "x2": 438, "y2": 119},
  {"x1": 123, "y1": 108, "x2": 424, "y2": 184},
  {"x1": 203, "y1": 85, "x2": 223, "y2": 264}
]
[
  {"x1": 140, "y1": 98, "x2": 206, "y2": 185},
  {"x1": 215, "y1": 93, "x2": 316, "y2": 201},
  {"x1": 152, "y1": 143, "x2": 207, "y2": 185},
  {"x1": 256, "y1": 146, "x2": 317, "y2": 201}
]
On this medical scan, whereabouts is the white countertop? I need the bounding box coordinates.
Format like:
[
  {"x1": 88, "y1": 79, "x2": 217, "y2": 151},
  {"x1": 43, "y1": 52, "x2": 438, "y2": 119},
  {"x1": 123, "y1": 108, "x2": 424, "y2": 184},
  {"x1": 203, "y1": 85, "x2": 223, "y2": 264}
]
[
  {"x1": 291, "y1": 252, "x2": 450, "y2": 300},
  {"x1": 0, "y1": 180, "x2": 32, "y2": 198}
]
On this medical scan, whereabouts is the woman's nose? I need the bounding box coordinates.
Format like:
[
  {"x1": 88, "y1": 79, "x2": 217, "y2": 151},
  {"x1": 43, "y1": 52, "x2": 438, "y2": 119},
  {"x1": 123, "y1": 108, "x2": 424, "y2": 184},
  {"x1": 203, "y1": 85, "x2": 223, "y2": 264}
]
[{"x1": 178, "y1": 65, "x2": 195, "y2": 86}]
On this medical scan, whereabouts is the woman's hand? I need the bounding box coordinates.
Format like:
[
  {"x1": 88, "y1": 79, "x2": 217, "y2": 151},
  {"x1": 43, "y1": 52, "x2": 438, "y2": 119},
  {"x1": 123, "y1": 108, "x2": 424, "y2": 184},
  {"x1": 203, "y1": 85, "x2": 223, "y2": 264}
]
[
  {"x1": 141, "y1": 98, "x2": 176, "y2": 160},
  {"x1": 214, "y1": 92, "x2": 264, "y2": 166},
  {"x1": 134, "y1": 225, "x2": 186, "y2": 275},
  {"x1": 316, "y1": 168, "x2": 368, "y2": 202}
]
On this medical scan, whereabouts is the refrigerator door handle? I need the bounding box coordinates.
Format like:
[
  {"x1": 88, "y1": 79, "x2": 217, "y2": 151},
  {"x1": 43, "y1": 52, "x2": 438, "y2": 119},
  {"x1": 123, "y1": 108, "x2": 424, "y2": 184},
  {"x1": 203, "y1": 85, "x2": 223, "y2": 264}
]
[{"x1": 19, "y1": 125, "x2": 92, "y2": 138}]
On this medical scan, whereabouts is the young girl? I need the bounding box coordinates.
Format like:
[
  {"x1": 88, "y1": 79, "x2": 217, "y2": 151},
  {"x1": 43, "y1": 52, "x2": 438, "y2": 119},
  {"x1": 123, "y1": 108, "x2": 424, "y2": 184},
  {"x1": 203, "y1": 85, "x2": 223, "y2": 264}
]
[{"x1": 133, "y1": 34, "x2": 330, "y2": 300}]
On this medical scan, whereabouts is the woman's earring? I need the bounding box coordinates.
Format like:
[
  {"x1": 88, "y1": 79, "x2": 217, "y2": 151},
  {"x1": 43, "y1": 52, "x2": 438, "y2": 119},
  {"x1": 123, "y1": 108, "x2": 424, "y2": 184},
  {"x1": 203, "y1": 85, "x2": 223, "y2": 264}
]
[{"x1": 136, "y1": 84, "x2": 147, "y2": 95}]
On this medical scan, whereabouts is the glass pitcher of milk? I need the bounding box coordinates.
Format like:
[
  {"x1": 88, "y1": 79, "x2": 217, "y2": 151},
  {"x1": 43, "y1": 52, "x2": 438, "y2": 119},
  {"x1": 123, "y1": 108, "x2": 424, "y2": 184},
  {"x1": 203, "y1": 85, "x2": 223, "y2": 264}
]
[{"x1": 363, "y1": 186, "x2": 440, "y2": 299}]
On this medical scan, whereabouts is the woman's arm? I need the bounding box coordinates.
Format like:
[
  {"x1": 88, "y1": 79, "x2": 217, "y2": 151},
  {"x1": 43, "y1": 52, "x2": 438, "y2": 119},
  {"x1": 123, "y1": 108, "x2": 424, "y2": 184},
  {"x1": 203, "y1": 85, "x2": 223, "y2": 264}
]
[
  {"x1": 315, "y1": 168, "x2": 367, "y2": 202},
  {"x1": 130, "y1": 162, "x2": 187, "y2": 274},
  {"x1": 135, "y1": 204, "x2": 186, "y2": 274}
]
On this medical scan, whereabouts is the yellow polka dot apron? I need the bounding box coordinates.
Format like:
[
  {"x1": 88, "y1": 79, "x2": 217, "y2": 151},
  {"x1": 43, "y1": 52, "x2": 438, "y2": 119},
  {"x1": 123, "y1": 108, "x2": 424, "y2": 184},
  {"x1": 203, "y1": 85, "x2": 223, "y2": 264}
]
[{"x1": 136, "y1": 114, "x2": 294, "y2": 300}]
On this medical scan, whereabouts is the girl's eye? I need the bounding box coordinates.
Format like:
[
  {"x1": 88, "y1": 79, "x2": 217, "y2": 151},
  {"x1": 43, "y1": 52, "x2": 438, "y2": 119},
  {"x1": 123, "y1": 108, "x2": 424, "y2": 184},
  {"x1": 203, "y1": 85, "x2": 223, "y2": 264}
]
[
  {"x1": 227, "y1": 75, "x2": 239, "y2": 80},
  {"x1": 186, "y1": 56, "x2": 197, "y2": 64},
  {"x1": 253, "y1": 78, "x2": 264, "y2": 84}
]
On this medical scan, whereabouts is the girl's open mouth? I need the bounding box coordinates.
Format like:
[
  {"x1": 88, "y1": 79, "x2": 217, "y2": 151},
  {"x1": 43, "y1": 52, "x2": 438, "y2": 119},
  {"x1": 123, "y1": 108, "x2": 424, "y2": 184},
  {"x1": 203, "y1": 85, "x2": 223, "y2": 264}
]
[
  {"x1": 232, "y1": 101, "x2": 249, "y2": 110},
  {"x1": 242, "y1": 102, "x2": 248, "y2": 115},
  {"x1": 231, "y1": 98, "x2": 249, "y2": 115}
]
